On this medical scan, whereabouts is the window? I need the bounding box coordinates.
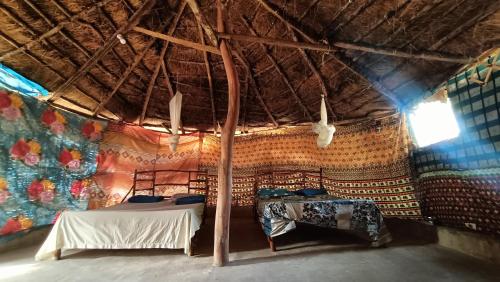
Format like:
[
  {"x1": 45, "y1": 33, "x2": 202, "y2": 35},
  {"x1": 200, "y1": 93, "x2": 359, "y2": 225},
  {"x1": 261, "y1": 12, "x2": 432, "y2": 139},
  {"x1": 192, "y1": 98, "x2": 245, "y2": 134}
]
[
  {"x1": 409, "y1": 99, "x2": 460, "y2": 147},
  {"x1": 0, "y1": 64, "x2": 48, "y2": 97}
]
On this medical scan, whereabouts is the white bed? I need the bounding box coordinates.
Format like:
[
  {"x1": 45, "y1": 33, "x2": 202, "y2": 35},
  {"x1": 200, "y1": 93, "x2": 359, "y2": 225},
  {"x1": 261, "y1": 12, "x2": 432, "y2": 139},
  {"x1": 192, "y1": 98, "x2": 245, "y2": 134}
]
[{"x1": 35, "y1": 199, "x2": 204, "y2": 261}]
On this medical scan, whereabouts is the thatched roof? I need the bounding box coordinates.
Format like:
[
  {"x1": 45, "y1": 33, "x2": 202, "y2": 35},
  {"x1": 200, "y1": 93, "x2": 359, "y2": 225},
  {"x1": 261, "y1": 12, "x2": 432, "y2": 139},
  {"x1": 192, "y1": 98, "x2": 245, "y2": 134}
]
[{"x1": 0, "y1": 0, "x2": 498, "y2": 132}]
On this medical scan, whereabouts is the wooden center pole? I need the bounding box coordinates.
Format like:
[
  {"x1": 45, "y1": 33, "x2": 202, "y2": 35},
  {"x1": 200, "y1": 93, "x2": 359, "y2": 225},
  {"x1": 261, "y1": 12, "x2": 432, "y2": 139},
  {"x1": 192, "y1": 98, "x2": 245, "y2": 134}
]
[{"x1": 213, "y1": 0, "x2": 240, "y2": 267}]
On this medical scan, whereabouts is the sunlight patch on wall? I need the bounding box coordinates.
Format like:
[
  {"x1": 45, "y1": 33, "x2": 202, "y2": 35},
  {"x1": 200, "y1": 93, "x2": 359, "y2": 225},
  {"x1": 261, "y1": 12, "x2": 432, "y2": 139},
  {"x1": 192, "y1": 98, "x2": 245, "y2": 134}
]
[{"x1": 409, "y1": 99, "x2": 460, "y2": 147}]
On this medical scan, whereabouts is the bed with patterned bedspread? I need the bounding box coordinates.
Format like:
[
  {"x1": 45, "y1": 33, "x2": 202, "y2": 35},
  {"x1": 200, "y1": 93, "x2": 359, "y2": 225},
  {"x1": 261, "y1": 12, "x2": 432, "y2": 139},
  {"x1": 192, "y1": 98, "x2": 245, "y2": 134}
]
[{"x1": 256, "y1": 195, "x2": 392, "y2": 250}]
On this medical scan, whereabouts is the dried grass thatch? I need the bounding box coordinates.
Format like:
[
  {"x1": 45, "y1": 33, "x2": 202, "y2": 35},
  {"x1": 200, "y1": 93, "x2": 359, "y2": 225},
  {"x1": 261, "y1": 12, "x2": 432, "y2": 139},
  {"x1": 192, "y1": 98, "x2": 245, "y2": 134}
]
[{"x1": 0, "y1": 0, "x2": 498, "y2": 132}]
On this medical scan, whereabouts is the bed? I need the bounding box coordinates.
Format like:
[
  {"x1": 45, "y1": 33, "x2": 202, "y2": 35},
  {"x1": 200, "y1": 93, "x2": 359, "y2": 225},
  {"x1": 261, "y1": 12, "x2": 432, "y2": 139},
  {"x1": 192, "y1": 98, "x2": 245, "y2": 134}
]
[
  {"x1": 253, "y1": 169, "x2": 392, "y2": 251},
  {"x1": 35, "y1": 169, "x2": 208, "y2": 261}
]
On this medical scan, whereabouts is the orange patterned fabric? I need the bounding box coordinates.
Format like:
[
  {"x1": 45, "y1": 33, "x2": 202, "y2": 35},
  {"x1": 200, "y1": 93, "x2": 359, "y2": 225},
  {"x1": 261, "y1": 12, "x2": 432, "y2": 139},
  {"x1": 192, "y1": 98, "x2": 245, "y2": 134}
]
[{"x1": 90, "y1": 124, "x2": 202, "y2": 208}]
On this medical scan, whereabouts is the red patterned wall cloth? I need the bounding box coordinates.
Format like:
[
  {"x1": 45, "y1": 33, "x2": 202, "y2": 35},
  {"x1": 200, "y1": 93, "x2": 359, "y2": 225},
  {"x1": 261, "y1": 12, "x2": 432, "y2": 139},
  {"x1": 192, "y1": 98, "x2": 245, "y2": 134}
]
[
  {"x1": 201, "y1": 114, "x2": 422, "y2": 219},
  {"x1": 90, "y1": 123, "x2": 202, "y2": 208},
  {"x1": 416, "y1": 169, "x2": 499, "y2": 235}
]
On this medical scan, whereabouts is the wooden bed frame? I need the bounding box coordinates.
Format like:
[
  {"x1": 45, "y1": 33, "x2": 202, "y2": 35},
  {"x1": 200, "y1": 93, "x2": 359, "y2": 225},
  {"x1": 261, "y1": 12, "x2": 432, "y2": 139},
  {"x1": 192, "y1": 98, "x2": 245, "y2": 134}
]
[
  {"x1": 252, "y1": 168, "x2": 324, "y2": 252},
  {"x1": 51, "y1": 169, "x2": 209, "y2": 259}
]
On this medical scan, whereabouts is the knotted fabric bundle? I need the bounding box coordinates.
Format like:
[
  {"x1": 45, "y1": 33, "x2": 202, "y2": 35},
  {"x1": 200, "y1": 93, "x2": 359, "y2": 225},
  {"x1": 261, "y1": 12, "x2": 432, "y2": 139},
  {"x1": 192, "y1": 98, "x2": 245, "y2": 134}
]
[
  {"x1": 312, "y1": 96, "x2": 335, "y2": 148},
  {"x1": 169, "y1": 91, "x2": 182, "y2": 152}
]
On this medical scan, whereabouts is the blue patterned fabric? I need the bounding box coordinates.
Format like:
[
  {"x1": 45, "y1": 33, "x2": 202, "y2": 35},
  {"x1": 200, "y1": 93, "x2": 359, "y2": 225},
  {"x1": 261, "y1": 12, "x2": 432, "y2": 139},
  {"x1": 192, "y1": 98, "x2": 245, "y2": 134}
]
[
  {"x1": 412, "y1": 57, "x2": 500, "y2": 174},
  {"x1": 257, "y1": 195, "x2": 392, "y2": 246},
  {"x1": 0, "y1": 90, "x2": 106, "y2": 240}
]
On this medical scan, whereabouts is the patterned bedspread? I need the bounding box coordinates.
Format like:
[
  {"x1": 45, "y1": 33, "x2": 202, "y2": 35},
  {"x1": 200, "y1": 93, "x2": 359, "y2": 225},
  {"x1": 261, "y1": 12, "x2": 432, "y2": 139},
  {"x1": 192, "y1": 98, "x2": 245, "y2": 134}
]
[{"x1": 257, "y1": 195, "x2": 392, "y2": 246}]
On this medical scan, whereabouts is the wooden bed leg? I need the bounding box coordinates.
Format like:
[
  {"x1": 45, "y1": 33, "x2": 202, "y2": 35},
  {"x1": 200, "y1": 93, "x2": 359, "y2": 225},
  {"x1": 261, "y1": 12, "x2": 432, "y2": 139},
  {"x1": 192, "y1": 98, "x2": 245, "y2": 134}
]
[
  {"x1": 53, "y1": 249, "x2": 61, "y2": 260},
  {"x1": 267, "y1": 236, "x2": 276, "y2": 252},
  {"x1": 188, "y1": 238, "x2": 194, "y2": 256}
]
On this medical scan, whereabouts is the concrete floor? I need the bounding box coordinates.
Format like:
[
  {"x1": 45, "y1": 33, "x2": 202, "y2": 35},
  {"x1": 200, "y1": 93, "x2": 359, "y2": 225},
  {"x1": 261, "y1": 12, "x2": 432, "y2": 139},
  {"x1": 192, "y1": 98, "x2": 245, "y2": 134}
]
[{"x1": 1, "y1": 208, "x2": 498, "y2": 282}]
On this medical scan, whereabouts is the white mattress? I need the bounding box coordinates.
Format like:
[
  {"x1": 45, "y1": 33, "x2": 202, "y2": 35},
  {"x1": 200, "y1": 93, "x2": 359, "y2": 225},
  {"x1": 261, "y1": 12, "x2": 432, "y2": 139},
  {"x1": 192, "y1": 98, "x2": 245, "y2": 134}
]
[{"x1": 35, "y1": 199, "x2": 204, "y2": 261}]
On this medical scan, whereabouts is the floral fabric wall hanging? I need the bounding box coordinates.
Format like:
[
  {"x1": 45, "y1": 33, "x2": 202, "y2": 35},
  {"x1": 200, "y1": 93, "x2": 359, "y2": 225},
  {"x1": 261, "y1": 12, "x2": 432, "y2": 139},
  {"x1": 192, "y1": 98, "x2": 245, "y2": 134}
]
[{"x1": 0, "y1": 89, "x2": 106, "y2": 239}]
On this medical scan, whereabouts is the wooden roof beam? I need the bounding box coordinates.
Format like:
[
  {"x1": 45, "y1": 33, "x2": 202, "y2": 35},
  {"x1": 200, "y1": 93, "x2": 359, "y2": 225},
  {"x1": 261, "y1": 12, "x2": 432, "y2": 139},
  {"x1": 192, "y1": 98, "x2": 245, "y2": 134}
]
[
  {"x1": 95, "y1": 4, "x2": 153, "y2": 79},
  {"x1": 429, "y1": 2, "x2": 500, "y2": 51},
  {"x1": 92, "y1": 25, "x2": 172, "y2": 115},
  {"x1": 186, "y1": 0, "x2": 218, "y2": 47},
  {"x1": 217, "y1": 32, "x2": 472, "y2": 64},
  {"x1": 0, "y1": 6, "x2": 131, "y2": 110},
  {"x1": 288, "y1": 28, "x2": 337, "y2": 121},
  {"x1": 240, "y1": 16, "x2": 313, "y2": 122},
  {"x1": 352, "y1": 0, "x2": 412, "y2": 43},
  {"x1": 197, "y1": 23, "x2": 218, "y2": 135},
  {"x1": 132, "y1": 27, "x2": 222, "y2": 55},
  {"x1": 0, "y1": 31, "x2": 99, "y2": 105},
  {"x1": 139, "y1": 1, "x2": 187, "y2": 125},
  {"x1": 22, "y1": 0, "x2": 145, "y2": 93},
  {"x1": 328, "y1": 0, "x2": 377, "y2": 36},
  {"x1": 241, "y1": 75, "x2": 249, "y2": 133},
  {"x1": 319, "y1": 0, "x2": 354, "y2": 37},
  {"x1": 50, "y1": 0, "x2": 156, "y2": 102},
  {"x1": 0, "y1": 0, "x2": 115, "y2": 61},
  {"x1": 49, "y1": 0, "x2": 148, "y2": 90},
  {"x1": 232, "y1": 44, "x2": 279, "y2": 127},
  {"x1": 255, "y1": 0, "x2": 401, "y2": 106}
]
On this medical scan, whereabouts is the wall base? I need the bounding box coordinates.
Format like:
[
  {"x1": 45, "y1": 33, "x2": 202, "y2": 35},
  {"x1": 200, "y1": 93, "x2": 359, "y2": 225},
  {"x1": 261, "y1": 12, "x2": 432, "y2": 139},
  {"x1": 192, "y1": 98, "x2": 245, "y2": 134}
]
[
  {"x1": 0, "y1": 226, "x2": 50, "y2": 254},
  {"x1": 437, "y1": 226, "x2": 500, "y2": 264}
]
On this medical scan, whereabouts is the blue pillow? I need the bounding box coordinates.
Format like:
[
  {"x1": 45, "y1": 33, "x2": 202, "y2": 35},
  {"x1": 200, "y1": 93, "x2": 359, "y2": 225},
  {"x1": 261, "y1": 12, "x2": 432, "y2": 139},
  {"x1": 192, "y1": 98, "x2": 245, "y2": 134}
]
[
  {"x1": 295, "y1": 188, "x2": 327, "y2": 196},
  {"x1": 128, "y1": 195, "x2": 164, "y2": 203},
  {"x1": 257, "y1": 188, "x2": 294, "y2": 198},
  {"x1": 175, "y1": 195, "x2": 206, "y2": 205}
]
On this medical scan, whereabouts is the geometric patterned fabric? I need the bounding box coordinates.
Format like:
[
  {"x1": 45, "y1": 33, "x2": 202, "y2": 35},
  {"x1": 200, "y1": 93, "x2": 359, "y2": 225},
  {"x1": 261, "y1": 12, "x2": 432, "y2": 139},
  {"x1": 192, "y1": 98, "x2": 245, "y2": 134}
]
[
  {"x1": 201, "y1": 114, "x2": 422, "y2": 219},
  {"x1": 413, "y1": 57, "x2": 500, "y2": 235}
]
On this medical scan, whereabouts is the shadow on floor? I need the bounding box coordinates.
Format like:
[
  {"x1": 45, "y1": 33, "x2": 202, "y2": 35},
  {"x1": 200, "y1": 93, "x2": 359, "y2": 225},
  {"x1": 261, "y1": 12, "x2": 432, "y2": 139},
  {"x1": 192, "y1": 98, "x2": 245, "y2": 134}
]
[
  {"x1": 58, "y1": 206, "x2": 438, "y2": 260},
  {"x1": 194, "y1": 206, "x2": 438, "y2": 257}
]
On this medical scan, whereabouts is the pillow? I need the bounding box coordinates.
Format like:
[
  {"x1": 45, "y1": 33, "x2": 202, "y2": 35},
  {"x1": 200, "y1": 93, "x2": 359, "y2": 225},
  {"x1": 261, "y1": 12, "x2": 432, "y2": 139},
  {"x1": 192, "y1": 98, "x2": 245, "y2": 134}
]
[
  {"x1": 128, "y1": 195, "x2": 164, "y2": 203},
  {"x1": 175, "y1": 195, "x2": 206, "y2": 205},
  {"x1": 294, "y1": 188, "x2": 327, "y2": 196},
  {"x1": 172, "y1": 193, "x2": 193, "y2": 199},
  {"x1": 257, "y1": 188, "x2": 295, "y2": 198}
]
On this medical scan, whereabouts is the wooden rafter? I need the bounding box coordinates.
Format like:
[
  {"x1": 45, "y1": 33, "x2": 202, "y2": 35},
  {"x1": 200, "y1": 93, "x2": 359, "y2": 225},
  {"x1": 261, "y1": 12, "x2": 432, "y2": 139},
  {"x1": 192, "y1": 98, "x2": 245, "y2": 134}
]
[
  {"x1": 0, "y1": 31, "x2": 98, "y2": 105},
  {"x1": 429, "y1": 2, "x2": 500, "y2": 51},
  {"x1": 332, "y1": 86, "x2": 373, "y2": 109},
  {"x1": 232, "y1": 43, "x2": 279, "y2": 127},
  {"x1": 132, "y1": 27, "x2": 222, "y2": 55},
  {"x1": 186, "y1": 0, "x2": 218, "y2": 46},
  {"x1": 96, "y1": 4, "x2": 153, "y2": 79},
  {"x1": 0, "y1": 4, "x2": 133, "y2": 109},
  {"x1": 255, "y1": 0, "x2": 401, "y2": 106},
  {"x1": 328, "y1": 0, "x2": 377, "y2": 36},
  {"x1": 288, "y1": 28, "x2": 336, "y2": 121},
  {"x1": 241, "y1": 75, "x2": 249, "y2": 132},
  {"x1": 255, "y1": 51, "x2": 296, "y2": 77},
  {"x1": 22, "y1": 0, "x2": 147, "y2": 93},
  {"x1": 0, "y1": 0, "x2": 115, "y2": 61},
  {"x1": 319, "y1": 0, "x2": 354, "y2": 37},
  {"x1": 48, "y1": 0, "x2": 148, "y2": 90},
  {"x1": 352, "y1": 0, "x2": 412, "y2": 43},
  {"x1": 241, "y1": 16, "x2": 313, "y2": 121},
  {"x1": 161, "y1": 60, "x2": 175, "y2": 97},
  {"x1": 197, "y1": 23, "x2": 218, "y2": 134},
  {"x1": 298, "y1": 0, "x2": 321, "y2": 21},
  {"x1": 139, "y1": 1, "x2": 187, "y2": 125},
  {"x1": 50, "y1": 0, "x2": 156, "y2": 103},
  {"x1": 92, "y1": 25, "x2": 173, "y2": 115},
  {"x1": 217, "y1": 32, "x2": 472, "y2": 64},
  {"x1": 139, "y1": 45, "x2": 167, "y2": 125},
  {"x1": 377, "y1": 1, "x2": 500, "y2": 85}
]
